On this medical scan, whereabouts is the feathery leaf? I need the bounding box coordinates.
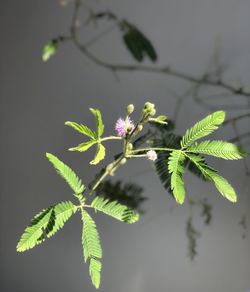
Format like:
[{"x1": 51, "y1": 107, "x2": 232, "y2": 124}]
[
  {"x1": 81, "y1": 210, "x2": 102, "y2": 289},
  {"x1": 17, "y1": 201, "x2": 76, "y2": 252},
  {"x1": 186, "y1": 140, "x2": 246, "y2": 160},
  {"x1": 168, "y1": 150, "x2": 186, "y2": 204},
  {"x1": 91, "y1": 196, "x2": 139, "y2": 223},
  {"x1": 46, "y1": 153, "x2": 85, "y2": 196},
  {"x1": 181, "y1": 111, "x2": 225, "y2": 148},
  {"x1": 185, "y1": 153, "x2": 237, "y2": 202}
]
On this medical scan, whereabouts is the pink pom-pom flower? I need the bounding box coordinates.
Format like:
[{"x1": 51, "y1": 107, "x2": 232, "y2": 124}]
[
  {"x1": 146, "y1": 150, "x2": 158, "y2": 161},
  {"x1": 115, "y1": 117, "x2": 135, "y2": 137}
]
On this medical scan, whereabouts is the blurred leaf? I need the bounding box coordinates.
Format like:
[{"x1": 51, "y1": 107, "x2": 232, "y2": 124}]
[
  {"x1": 42, "y1": 40, "x2": 58, "y2": 62},
  {"x1": 121, "y1": 21, "x2": 157, "y2": 62}
]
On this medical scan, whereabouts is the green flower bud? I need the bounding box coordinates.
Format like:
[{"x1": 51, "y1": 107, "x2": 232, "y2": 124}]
[
  {"x1": 137, "y1": 124, "x2": 143, "y2": 132},
  {"x1": 120, "y1": 158, "x2": 127, "y2": 165},
  {"x1": 127, "y1": 143, "x2": 133, "y2": 151},
  {"x1": 127, "y1": 104, "x2": 135, "y2": 115},
  {"x1": 150, "y1": 108, "x2": 156, "y2": 116}
]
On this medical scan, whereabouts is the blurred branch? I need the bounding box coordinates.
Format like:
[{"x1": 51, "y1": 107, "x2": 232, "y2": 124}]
[{"x1": 68, "y1": 1, "x2": 250, "y2": 101}]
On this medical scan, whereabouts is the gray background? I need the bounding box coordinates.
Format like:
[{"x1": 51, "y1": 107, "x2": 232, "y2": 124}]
[{"x1": 0, "y1": 0, "x2": 250, "y2": 291}]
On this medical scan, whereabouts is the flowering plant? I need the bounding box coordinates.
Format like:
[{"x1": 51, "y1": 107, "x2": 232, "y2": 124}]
[{"x1": 16, "y1": 102, "x2": 246, "y2": 288}]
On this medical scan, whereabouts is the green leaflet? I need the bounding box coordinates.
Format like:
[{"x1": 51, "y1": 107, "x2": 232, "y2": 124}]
[
  {"x1": 90, "y1": 144, "x2": 106, "y2": 165},
  {"x1": 46, "y1": 153, "x2": 85, "y2": 196},
  {"x1": 185, "y1": 153, "x2": 237, "y2": 202},
  {"x1": 81, "y1": 210, "x2": 102, "y2": 289},
  {"x1": 90, "y1": 108, "x2": 104, "y2": 138},
  {"x1": 17, "y1": 201, "x2": 76, "y2": 252},
  {"x1": 91, "y1": 196, "x2": 139, "y2": 224},
  {"x1": 181, "y1": 111, "x2": 225, "y2": 149},
  {"x1": 69, "y1": 140, "x2": 96, "y2": 152},
  {"x1": 186, "y1": 140, "x2": 246, "y2": 160},
  {"x1": 168, "y1": 150, "x2": 186, "y2": 204},
  {"x1": 65, "y1": 121, "x2": 97, "y2": 139}
]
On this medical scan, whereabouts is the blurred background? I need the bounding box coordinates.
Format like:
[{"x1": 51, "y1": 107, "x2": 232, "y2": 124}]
[{"x1": 0, "y1": 0, "x2": 249, "y2": 291}]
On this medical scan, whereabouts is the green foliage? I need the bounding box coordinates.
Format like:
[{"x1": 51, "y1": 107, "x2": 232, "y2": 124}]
[
  {"x1": 66, "y1": 108, "x2": 106, "y2": 165},
  {"x1": 17, "y1": 201, "x2": 76, "y2": 252},
  {"x1": 89, "y1": 108, "x2": 104, "y2": 138},
  {"x1": 205, "y1": 170, "x2": 237, "y2": 203},
  {"x1": 121, "y1": 21, "x2": 157, "y2": 62},
  {"x1": 186, "y1": 140, "x2": 246, "y2": 160},
  {"x1": 181, "y1": 111, "x2": 225, "y2": 149},
  {"x1": 42, "y1": 41, "x2": 58, "y2": 62},
  {"x1": 96, "y1": 180, "x2": 146, "y2": 213},
  {"x1": 69, "y1": 140, "x2": 96, "y2": 152},
  {"x1": 91, "y1": 196, "x2": 139, "y2": 223},
  {"x1": 168, "y1": 150, "x2": 186, "y2": 204},
  {"x1": 154, "y1": 115, "x2": 168, "y2": 124},
  {"x1": 46, "y1": 153, "x2": 85, "y2": 197},
  {"x1": 65, "y1": 121, "x2": 97, "y2": 139},
  {"x1": 81, "y1": 210, "x2": 102, "y2": 289},
  {"x1": 185, "y1": 153, "x2": 237, "y2": 202},
  {"x1": 90, "y1": 144, "x2": 106, "y2": 165}
]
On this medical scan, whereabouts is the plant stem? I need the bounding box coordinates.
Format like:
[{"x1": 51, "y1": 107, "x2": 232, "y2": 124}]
[
  {"x1": 100, "y1": 136, "x2": 122, "y2": 142},
  {"x1": 89, "y1": 154, "x2": 125, "y2": 195},
  {"x1": 132, "y1": 147, "x2": 175, "y2": 153}
]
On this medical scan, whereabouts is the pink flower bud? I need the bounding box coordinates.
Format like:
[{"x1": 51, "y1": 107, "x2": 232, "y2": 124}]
[{"x1": 146, "y1": 150, "x2": 157, "y2": 161}]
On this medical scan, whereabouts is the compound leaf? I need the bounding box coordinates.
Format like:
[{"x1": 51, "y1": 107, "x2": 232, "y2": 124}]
[{"x1": 17, "y1": 201, "x2": 76, "y2": 252}]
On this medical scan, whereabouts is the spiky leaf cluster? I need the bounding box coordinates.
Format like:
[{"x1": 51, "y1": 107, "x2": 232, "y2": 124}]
[
  {"x1": 17, "y1": 153, "x2": 139, "y2": 289},
  {"x1": 152, "y1": 111, "x2": 246, "y2": 204},
  {"x1": 66, "y1": 108, "x2": 106, "y2": 165}
]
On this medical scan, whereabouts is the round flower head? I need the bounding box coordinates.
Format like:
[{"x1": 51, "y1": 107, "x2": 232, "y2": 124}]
[
  {"x1": 146, "y1": 150, "x2": 157, "y2": 161},
  {"x1": 115, "y1": 117, "x2": 135, "y2": 137}
]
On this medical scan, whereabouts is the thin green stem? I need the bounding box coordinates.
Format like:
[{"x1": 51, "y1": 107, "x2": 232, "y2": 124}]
[
  {"x1": 100, "y1": 136, "x2": 122, "y2": 142},
  {"x1": 132, "y1": 147, "x2": 176, "y2": 153},
  {"x1": 127, "y1": 154, "x2": 146, "y2": 158},
  {"x1": 89, "y1": 154, "x2": 125, "y2": 195}
]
